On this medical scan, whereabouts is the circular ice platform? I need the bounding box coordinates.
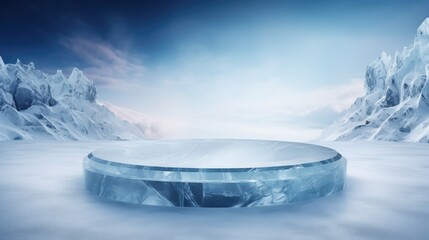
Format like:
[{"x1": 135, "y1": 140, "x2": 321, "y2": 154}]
[{"x1": 83, "y1": 139, "x2": 346, "y2": 207}]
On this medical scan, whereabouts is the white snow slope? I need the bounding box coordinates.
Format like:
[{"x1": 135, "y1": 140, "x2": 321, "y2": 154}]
[
  {"x1": 0, "y1": 141, "x2": 428, "y2": 240},
  {"x1": 0, "y1": 58, "x2": 145, "y2": 140},
  {"x1": 322, "y1": 18, "x2": 429, "y2": 143},
  {"x1": 99, "y1": 101, "x2": 161, "y2": 139}
]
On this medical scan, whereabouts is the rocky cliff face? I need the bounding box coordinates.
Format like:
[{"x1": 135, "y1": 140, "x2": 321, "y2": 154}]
[
  {"x1": 0, "y1": 58, "x2": 145, "y2": 140},
  {"x1": 321, "y1": 18, "x2": 429, "y2": 143}
]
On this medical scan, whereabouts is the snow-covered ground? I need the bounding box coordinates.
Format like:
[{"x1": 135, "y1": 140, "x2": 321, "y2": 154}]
[{"x1": 0, "y1": 141, "x2": 428, "y2": 240}]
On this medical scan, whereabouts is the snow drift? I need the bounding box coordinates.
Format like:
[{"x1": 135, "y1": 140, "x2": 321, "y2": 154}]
[
  {"x1": 322, "y1": 18, "x2": 429, "y2": 143},
  {"x1": 0, "y1": 58, "x2": 145, "y2": 140}
]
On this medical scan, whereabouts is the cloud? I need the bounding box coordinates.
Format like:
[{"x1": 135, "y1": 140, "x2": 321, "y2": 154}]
[
  {"x1": 313, "y1": 78, "x2": 365, "y2": 112},
  {"x1": 282, "y1": 107, "x2": 346, "y2": 128},
  {"x1": 195, "y1": 77, "x2": 364, "y2": 121},
  {"x1": 162, "y1": 78, "x2": 364, "y2": 140},
  {"x1": 134, "y1": 77, "x2": 364, "y2": 140},
  {"x1": 59, "y1": 36, "x2": 365, "y2": 141},
  {"x1": 60, "y1": 36, "x2": 146, "y2": 88}
]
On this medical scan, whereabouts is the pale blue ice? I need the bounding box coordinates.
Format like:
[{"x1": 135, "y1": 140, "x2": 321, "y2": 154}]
[{"x1": 84, "y1": 139, "x2": 346, "y2": 207}]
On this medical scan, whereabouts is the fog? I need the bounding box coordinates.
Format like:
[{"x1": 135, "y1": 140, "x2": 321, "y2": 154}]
[{"x1": 1, "y1": 141, "x2": 428, "y2": 239}]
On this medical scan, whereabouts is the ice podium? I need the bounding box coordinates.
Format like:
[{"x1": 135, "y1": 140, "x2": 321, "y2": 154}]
[{"x1": 84, "y1": 139, "x2": 346, "y2": 207}]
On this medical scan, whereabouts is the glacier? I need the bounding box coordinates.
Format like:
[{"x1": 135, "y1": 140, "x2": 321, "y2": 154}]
[
  {"x1": 321, "y1": 18, "x2": 429, "y2": 143},
  {"x1": 83, "y1": 139, "x2": 346, "y2": 207},
  {"x1": 0, "y1": 58, "x2": 146, "y2": 140}
]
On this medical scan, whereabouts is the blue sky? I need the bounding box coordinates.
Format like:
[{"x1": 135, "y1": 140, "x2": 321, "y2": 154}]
[{"x1": 1, "y1": 0, "x2": 428, "y2": 140}]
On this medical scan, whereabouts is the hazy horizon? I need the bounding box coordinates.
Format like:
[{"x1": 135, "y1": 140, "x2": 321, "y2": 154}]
[{"x1": 1, "y1": 0, "x2": 428, "y2": 140}]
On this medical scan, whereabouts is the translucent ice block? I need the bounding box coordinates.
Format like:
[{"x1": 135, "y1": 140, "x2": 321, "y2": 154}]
[{"x1": 83, "y1": 139, "x2": 346, "y2": 207}]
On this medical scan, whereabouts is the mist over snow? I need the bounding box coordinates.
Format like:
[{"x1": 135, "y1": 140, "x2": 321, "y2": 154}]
[{"x1": 1, "y1": 141, "x2": 428, "y2": 240}]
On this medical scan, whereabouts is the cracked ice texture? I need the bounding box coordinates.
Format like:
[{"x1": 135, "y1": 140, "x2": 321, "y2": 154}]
[{"x1": 83, "y1": 140, "x2": 346, "y2": 207}]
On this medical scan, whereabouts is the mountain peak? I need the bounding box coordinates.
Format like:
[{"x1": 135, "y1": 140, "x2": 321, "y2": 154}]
[
  {"x1": 322, "y1": 17, "x2": 429, "y2": 143},
  {"x1": 0, "y1": 56, "x2": 7, "y2": 78},
  {"x1": 69, "y1": 68, "x2": 85, "y2": 80},
  {"x1": 0, "y1": 57, "x2": 145, "y2": 140},
  {"x1": 71, "y1": 67, "x2": 82, "y2": 74},
  {"x1": 67, "y1": 67, "x2": 96, "y2": 102},
  {"x1": 68, "y1": 68, "x2": 86, "y2": 83},
  {"x1": 28, "y1": 62, "x2": 35, "y2": 71},
  {"x1": 417, "y1": 18, "x2": 429, "y2": 38}
]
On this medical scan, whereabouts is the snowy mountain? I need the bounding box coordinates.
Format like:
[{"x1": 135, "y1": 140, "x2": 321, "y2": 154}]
[
  {"x1": 98, "y1": 101, "x2": 161, "y2": 139},
  {"x1": 0, "y1": 57, "x2": 146, "y2": 140},
  {"x1": 321, "y1": 18, "x2": 429, "y2": 143}
]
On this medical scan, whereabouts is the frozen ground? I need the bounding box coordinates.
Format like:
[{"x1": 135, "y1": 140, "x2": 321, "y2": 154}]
[{"x1": 0, "y1": 141, "x2": 428, "y2": 240}]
